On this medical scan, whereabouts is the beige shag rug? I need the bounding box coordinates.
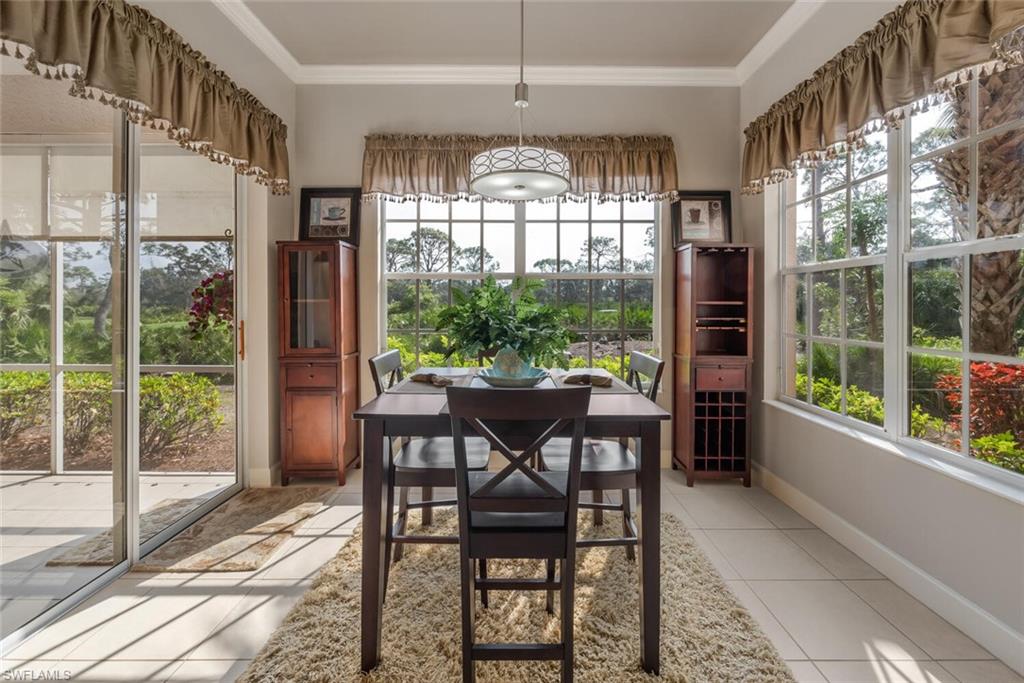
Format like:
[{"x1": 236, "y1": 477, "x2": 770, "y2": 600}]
[
  {"x1": 49, "y1": 486, "x2": 332, "y2": 571},
  {"x1": 240, "y1": 511, "x2": 795, "y2": 683}
]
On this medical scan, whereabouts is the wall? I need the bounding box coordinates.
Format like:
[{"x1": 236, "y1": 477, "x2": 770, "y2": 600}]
[
  {"x1": 294, "y1": 83, "x2": 742, "y2": 464},
  {"x1": 737, "y1": 2, "x2": 1024, "y2": 672},
  {"x1": 137, "y1": 0, "x2": 297, "y2": 486}
]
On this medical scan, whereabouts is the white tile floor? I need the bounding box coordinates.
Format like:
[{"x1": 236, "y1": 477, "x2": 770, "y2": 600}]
[
  {"x1": 1, "y1": 468, "x2": 1019, "y2": 683},
  {"x1": 1, "y1": 472, "x2": 234, "y2": 639}
]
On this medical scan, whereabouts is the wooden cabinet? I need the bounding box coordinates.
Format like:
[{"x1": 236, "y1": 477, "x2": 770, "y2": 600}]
[
  {"x1": 278, "y1": 241, "x2": 359, "y2": 485},
  {"x1": 673, "y1": 244, "x2": 754, "y2": 486}
]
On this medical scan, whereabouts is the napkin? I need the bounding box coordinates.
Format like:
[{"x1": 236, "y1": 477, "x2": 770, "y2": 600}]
[
  {"x1": 562, "y1": 373, "x2": 613, "y2": 387},
  {"x1": 410, "y1": 372, "x2": 454, "y2": 387}
]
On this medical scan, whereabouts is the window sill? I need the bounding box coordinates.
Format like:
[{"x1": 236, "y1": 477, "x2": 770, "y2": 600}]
[{"x1": 762, "y1": 398, "x2": 1024, "y2": 506}]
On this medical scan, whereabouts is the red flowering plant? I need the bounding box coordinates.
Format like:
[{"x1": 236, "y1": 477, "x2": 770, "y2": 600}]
[
  {"x1": 188, "y1": 270, "x2": 234, "y2": 340},
  {"x1": 937, "y1": 361, "x2": 1024, "y2": 448}
]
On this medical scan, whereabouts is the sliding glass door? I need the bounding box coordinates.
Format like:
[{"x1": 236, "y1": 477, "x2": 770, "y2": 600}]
[
  {"x1": 0, "y1": 59, "x2": 243, "y2": 642},
  {"x1": 135, "y1": 139, "x2": 240, "y2": 552}
]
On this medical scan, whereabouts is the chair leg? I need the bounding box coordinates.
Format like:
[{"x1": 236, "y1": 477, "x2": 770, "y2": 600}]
[
  {"x1": 479, "y1": 559, "x2": 488, "y2": 608},
  {"x1": 393, "y1": 486, "x2": 409, "y2": 563},
  {"x1": 460, "y1": 556, "x2": 477, "y2": 683},
  {"x1": 592, "y1": 490, "x2": 604, "y2": 526},
  {"x1": 546, "y1": 558, "x2": 556, "y2": 614},
  {"x1": 560, "y1": 557, "x2": 575, "y2": 683},
  {"x1": 421, "y1": 486, "x2": 433, "y2": 526},
  {"x1": 621, "y1": 488, "x2": 636, "y2": 562}
]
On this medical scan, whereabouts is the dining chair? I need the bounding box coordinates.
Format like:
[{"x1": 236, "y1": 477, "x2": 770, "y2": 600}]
[
  {"x1": 447, "y1": 385, "x2": 591, "y2": 683},
  {"x1": 540, "y1": 350, "x2": 665, "y2": 560},
  {"x1": 368, "y1": 350, "x2": 491, "y2": 576}
]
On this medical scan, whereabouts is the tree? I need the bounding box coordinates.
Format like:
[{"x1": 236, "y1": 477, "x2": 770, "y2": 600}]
[
  {"x1": 590, "y1": 235, "x2": 620, "y2": 272},
  {"x1": 930, "y1": 66, "x2": 1024, "y2": 357}
]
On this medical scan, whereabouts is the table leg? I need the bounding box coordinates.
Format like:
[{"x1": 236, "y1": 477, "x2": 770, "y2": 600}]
[
  {"x1": 361, "y1": 419, "x2": 388, "y2": 672},
  {"x1": 637, "y1": 420, "x2": 661, "y2": 674}
]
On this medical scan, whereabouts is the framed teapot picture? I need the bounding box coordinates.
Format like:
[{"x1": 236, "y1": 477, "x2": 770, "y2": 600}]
[
  {"x1": 299, "y1": 187, "x2": 361, "y2": 245},
  {"x1": 671, "y1": 190, "x2": 732, "y2": 246}
]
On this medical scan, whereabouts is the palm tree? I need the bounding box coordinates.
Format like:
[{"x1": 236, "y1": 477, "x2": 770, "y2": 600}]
[{"x1": 931, "y1": 66, "x2": 1023, "y2": 357}]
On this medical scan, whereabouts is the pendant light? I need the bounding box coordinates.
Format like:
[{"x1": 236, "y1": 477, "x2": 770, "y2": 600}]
[{"x1": 469, "y1": 0, "x2": 570, "y2": 201}]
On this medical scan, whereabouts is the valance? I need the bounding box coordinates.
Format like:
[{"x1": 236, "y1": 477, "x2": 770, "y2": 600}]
[
  {"x1": 362, "y1": 134, "x2": 678, "y2": 202},
  {"x1": 0, "y1": 0, "x2": 291, "y2": 194},
  {"x1": 742, "y1": 0, "x2": 1024, "y2": 194}
]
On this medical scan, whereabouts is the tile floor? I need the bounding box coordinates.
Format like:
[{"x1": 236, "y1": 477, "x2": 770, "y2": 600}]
[
  {"x1": 1, "y1": 468, "x2": 1019, "y2": 683},
  {"x1": 1, "y1": 472, "x2": 235, "y2": 639}
]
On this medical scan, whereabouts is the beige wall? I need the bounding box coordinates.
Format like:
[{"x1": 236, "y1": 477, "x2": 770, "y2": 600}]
[
  {"x1": 737, "y1": 2, "x2": 1024, "y2": 672},
  {"x1": 293, "y1": 83, "x2": 742, "y2": 463}
]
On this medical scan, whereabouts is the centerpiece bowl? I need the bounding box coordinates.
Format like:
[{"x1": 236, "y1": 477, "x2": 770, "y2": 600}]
[{"x1": 478, "y1": 366, "x2": 548, "y2": 388}]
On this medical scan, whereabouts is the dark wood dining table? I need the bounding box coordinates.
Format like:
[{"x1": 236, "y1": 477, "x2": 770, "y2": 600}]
[{"x1": 352, "y1": 368, "x2": 671, "y2": 674}]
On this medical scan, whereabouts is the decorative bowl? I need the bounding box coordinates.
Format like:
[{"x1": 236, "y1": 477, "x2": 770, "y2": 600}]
[{"x1": 478, "y1": 367, "x2": 548, "y2": 388}]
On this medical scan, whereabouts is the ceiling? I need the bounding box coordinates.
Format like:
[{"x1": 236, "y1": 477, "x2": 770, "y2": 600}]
[
  {"x1": 243, "y1": 0, "x2": 793, "y2": 68},
  {"x1": 206, "y1": 0, "x2": 821, "y2": 85}
]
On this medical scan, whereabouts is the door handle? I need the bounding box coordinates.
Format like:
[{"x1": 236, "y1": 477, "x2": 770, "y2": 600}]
[{"x1": 238, "y1": 320, "x2": 246, "y2": 361}]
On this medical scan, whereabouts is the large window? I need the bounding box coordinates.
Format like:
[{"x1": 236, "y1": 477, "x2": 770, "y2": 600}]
[
  {"x1": 382, "y1": 198, "x2": 658, "y2": 375},
  {"x1": 779, "y1": 67, "x2": 1024, "y2": 477}
]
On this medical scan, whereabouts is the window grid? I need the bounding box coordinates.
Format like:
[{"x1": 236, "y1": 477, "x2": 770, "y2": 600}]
[
  {"x1": 782, "y1": 134, "x2": 889, "y2": 427},
  {"x1": 382, "y1": 198, "x2": 657, "y2": 373},
  {"x1": 779, "y1": 74, "x2": 1024, "y2": 479}
]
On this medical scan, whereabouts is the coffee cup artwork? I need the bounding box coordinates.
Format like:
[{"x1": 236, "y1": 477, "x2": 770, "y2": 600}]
[
  {"x1": 299, "y1": 187, "x2": 362, "y2": 245},
  {"x1": 673, "y1": 191, "x2": 732, "y2": 245}
]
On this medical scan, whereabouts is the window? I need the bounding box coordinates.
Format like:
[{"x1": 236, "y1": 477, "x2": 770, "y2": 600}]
[
  {"x1": 382, "y1": 198, "x2": 658, "y2": 374},
  {"x1": 778, "y1": 67, "x2": 1024, "y2": 477}
]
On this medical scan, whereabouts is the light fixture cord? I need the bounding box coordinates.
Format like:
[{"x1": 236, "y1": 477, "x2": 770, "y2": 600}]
[{"x1": 518, "y1": 0, "x2": 525, "y2": 145}]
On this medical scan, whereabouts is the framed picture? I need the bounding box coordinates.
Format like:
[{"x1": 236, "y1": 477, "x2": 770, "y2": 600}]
[
  {"x1": 299, "y1": 187, "x2": 361, "y2": 245},
  {"x1": 672, "y1": 190, "x2": 732, "y2": 246}
]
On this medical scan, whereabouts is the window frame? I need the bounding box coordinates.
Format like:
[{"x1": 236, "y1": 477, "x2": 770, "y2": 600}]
[
  {"x1": 379, "y1": 198, "x2": 660, "y2": 372},
  {"x1": 776, "y1": 77, "x2": 1024, "y2": 483}
]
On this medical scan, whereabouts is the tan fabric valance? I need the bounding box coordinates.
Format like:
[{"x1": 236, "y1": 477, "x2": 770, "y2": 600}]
[
  {"x1": 742, "y1": 0, "x2": 1024, "y2": 194},
  {"x1": 0, "y1": 0, "x2": 291, "y2": 194},
  {"x1": 363, "y1": 134, "x2": 678, "y2": 202}
]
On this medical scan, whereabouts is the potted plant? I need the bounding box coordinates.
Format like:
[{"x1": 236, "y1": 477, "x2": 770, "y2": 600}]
[{"x1": 435, "y1": 275, "x2": 570, "y2": 373}]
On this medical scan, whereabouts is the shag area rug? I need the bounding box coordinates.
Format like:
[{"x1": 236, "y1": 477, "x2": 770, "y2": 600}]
[
  {"x1": 49, "y1": 486, "x2": 332, "y2": 571},
  {"x1": 241, "y1": 511, "x2": 794, "y2": 683}
]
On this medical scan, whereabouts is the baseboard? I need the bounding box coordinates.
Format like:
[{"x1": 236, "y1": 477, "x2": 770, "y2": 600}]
[
  {"x1": 754, "y1": 463, "x2": 1024, "y2": 675},
  {"x1": 247, "y1": 462, "x2": 281, "y2": 488}
]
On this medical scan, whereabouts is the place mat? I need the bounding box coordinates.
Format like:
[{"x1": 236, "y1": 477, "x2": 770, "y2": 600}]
[
  {"x1": 549, "y1": 369, "x2": 638, "y2": 394},
  {"x1": 240, "y1": 511, "x2": 796, "y2": 682},
  {"x1": 387, "y1": 372, "x2": 475, "y2": 394}
]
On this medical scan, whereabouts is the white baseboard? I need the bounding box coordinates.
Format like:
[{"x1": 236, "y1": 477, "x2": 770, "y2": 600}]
[
  {"x1": 754, "y1": 463, "x2": 1024, "y2": 675},
  {"x1": 247, "y1": 463, "x2": 280, "y2": 488}
]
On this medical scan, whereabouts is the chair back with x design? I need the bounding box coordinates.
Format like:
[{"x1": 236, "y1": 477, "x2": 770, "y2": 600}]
[
  {"x1": 446, "y1": 386, "x2": 591, "y2": 539},
  {"x1": 369, "y1": 349, "x2": 404, "y2": 396}
]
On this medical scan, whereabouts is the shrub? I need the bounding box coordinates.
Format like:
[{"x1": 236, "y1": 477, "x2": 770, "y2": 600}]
[
  {"x1": 971, "y1": 432, "x2": 1024, "y2": 474},
  {"x1": 63, "y1": 372, "x2": 112, "y2": 455},
  {"x1": 0, "y1": 371, "x2": 49, "y2": 442},
  {"x1": 937, "y1": 362, "x2": 1024, "y2": 446},
  {"x1": 139, "y1": 373, "x2": 224, "y2": 459}
]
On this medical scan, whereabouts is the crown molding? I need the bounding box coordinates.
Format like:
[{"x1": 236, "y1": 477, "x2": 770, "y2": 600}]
[
  {"x1": 735, "y1": 0, "x2": 828, "y2": 84},
  {"x1": 211, "y1": 0, "x2": 301, "y2": 81},
  {"x1": 212, "y1": 0, "x2": 805, "y2": 88},
  {"x1": 296, "y1": 64, "x2": 738, "y2": 86}
]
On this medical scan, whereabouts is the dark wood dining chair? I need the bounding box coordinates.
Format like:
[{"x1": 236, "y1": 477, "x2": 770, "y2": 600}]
[
  {"x1": 540, "y1": 350, "x2": 665, "y2": 561},
  {"x1": 368, "y1": 350, "x2": 491, "y2": 575},
  {"x1": 447, "y1": 385, "x2": 591, "y2": 683}
]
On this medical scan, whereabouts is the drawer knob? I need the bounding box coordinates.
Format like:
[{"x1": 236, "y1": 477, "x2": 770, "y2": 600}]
[{"x1": 309, "y1": 374, "x2": 315, "y2": 379}]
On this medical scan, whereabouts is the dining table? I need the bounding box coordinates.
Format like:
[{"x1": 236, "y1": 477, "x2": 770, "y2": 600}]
[{"x1": 352, "y1": 366, "x2": 671, "y2": 674}]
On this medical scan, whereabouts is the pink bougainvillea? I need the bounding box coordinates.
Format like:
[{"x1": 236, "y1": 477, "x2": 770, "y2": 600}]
[{"x1": 188, "y1": 270, "x2": 233, "y2": 340}]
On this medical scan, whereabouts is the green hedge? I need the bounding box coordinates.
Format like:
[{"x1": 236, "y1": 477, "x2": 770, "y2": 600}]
[
  {"x1": 0, "y1": 371, "x2": 49, "y2": 442},
  {"x1": 0, "y1": 371, "x2": 224, "y2": 460}
]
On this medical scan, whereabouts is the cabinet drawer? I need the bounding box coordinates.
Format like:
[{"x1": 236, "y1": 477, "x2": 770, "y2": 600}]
[
  {"x1": 695, "y1": 366, "x2": 746, "y2": 391},
  {"x1": 285, "y1": 364, "x2": 337, "y2": 388}
]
